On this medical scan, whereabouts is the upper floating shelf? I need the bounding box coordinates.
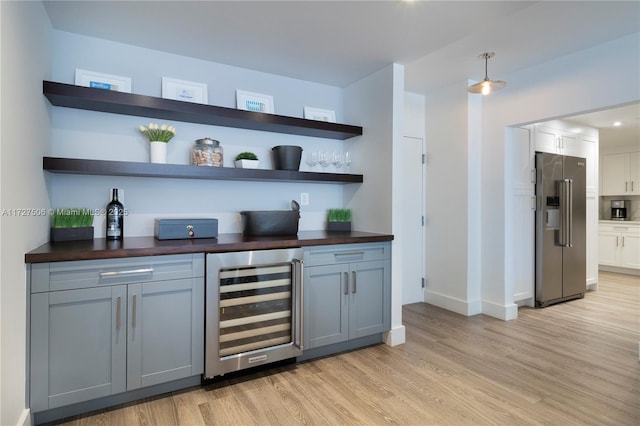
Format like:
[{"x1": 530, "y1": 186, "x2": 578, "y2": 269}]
[{"x1": 43, "y1": 81, "x2": 363, "y2": 140}]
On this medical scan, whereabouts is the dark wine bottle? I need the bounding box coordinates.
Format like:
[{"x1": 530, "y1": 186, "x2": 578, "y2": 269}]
[{"x1": 106, "y1": 188, "x2": 124, "y2": 240}]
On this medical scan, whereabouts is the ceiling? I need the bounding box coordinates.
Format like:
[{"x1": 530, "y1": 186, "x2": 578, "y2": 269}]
[{"x1": 42, "y1": 0, "x2": 640, "y2": 132}]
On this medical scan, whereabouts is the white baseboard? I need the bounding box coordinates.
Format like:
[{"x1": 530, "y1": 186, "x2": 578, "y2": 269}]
[
  {"x1": 384, "y1": 325, "x2": 406, "y2": 346},
  {"x1": 483, "y1": 300, "x2": 518, "y2": 320},
  {"x1": 424, "y1": 290, "x2": 481, "y2": 316},
  {"x1": 599, "y1": 265, "x2": 640, "y2": 276},
  {"x1": 18, "y1": 408, "x2": 31, "y2": 426}
]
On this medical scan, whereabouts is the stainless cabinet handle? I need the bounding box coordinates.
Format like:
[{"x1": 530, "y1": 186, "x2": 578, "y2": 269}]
[
  {"x1": 335, "y1": 251, "x2": 365, "y2": 258},
  {"x1": 616, "y1": 236, "x2": 619, "y2": 247},
  {"x1": 116, "y1": 296, "x2": 121, "y2": 330},
  {"x1": 100, "y1": 268, "x2": 153, "y2": 278},
  {"x1": 344, "y1": 272, "x2": 349, "y2": 295},
  {"x1": 352, "y1": 271, "x2": 357, "y2": 294},
  {"x1": 622, "y1": 236, "x2": 625, "y2": 247},
  {"x1": 132, "y1": 295, "x2": 137, "y2": 328}
]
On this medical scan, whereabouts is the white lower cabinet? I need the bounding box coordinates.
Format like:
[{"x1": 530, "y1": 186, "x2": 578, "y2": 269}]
[
  {"x1": 302, "y1": 243, "x2": 391, "y2": 350},
  {"x1": 598, "y1": 223, "x2": 640, "y2": 270},
  {"x1": 29, "y1": 254, "x2": 204, "y2": 412}
]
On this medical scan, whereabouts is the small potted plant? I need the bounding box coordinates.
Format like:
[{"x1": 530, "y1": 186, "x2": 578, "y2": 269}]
[
  {"x1": 50, "y1": 208, "x2": 94, "y2": 242},
  {"x1": 327, "y1": 208, "x2": 352, "y2": 232},
  {"x1": 139, "y1": 123, "x2": 176, "y2": 164},
  {"x1": 235, "y1": 152, "x2": 260, "y2": 169}
]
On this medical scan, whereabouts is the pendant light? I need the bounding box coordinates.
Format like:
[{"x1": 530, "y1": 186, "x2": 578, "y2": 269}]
[{"x1": 468, "y1": 52, "x2": 506, "y2": 95}]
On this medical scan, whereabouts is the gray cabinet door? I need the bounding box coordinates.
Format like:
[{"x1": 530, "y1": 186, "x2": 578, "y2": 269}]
[
  {"x1": 303, "y1": 264, "x2": 348, "y2": 349},
  {"x1": 126, "y1": 277, "x2": 204, "y2": 390},
  {"x1": 349, "y1": 260, "x2": 391, "y2": 339},
  {"x1": 30, "y1": 254, "x2": 205, "y2": 412},
  {"x1": 303, "y1": 257, "x2": 391, "y2": 349},
  {"x1": 30, "y1": 285, "x2": 127, "y2": 411}
]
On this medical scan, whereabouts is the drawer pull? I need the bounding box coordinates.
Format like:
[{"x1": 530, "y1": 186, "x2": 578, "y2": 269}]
[
  {"x1": 334, "y1": 251, "x2": 365, "y2": 257},
  {"x1": 100, "y1": 268, "x2": 153, "y2": 278}
]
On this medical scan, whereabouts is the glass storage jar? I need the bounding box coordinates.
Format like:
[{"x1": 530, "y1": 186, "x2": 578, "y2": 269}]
[{"x1": 192, "y1": 138, "x2": 223, "y2": 167}]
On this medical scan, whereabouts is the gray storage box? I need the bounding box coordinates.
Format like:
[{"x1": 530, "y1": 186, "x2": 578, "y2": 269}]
[
  {"x1": 240, "y1": 210, "x2": 300, "y2": 236},
  {"x1": 154, "y1": 218, "x2": 218, "y2": 240}
]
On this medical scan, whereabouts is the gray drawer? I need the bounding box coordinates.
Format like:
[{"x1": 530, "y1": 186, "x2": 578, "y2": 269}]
[
  {"x1": 303, "y1": 242, "x2": 391, "y2": 267},
  {"x1": 31, "y1": 253, "x2": 204, "y2": 293}
]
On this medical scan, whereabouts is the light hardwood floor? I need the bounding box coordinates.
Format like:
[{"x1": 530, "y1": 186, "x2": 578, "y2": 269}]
[{"x1": 52, "y1": 272, "x2": 639, "y2": 425}]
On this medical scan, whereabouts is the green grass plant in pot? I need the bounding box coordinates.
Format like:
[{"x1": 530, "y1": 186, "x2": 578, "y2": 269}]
[
  {"x1": 235, "y1": 152, "x2": 260, "y2": 169},
  {"x1": 327, "y1": 208, "x2": 352, "y2": 232},
  {"x1": 50, "y1": 208, "x2": 95, "y2": 242}
]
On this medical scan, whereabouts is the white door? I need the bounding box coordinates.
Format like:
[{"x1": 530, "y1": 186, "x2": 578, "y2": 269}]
[{"x1": 401, "y1": 136, "x2": 425, "y2": 305}]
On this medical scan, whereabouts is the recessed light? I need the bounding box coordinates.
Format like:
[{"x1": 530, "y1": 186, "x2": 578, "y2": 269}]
[{"x1": 613, "y1": 121, "x2": 622, "y2": 126}]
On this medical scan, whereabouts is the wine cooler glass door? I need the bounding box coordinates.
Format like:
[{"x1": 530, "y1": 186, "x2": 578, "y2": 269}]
[
  {"x1": 205, "y1": 248, "x2": 303, "y2": 378},
  {"x1": 219, "y1": 261, "x2": 294, "y2": 356}
]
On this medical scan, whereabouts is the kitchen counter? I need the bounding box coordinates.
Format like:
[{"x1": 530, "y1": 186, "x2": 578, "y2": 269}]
[{"x1": 25, "y1": 231, "x2": 394, "y2": 263}]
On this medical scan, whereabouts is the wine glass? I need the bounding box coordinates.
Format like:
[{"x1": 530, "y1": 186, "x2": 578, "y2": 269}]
[
  {"x1": 344, "y1": 151, "x2": 352, "y2": 172},
  {"x1": 331, "y1": 151, "x2": 343, "y2": 171},
  {"x1": 306, "y1": 151, "x2": 318, "y2": 169},
  {"x1": 318, "y1": 151, "x2": 330, "y2": 171}
]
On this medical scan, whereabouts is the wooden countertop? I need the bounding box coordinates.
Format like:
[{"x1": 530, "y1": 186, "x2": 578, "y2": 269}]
[{"x1": 25, "y1": 231, "x2": 394, "y2": 263}]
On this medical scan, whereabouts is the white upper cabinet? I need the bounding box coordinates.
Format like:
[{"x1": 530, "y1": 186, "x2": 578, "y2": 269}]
[
  {"x1": 601, "y1": 151, "x2": 640, "y2": 195},
  {"x1": 533, "y1": 125, "x2": 581, "y2": 157}
]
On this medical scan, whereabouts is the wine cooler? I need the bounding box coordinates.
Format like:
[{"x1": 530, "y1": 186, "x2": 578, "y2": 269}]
[{"x1": 205, "y1": 248, "x2": 304, "y2": 378}]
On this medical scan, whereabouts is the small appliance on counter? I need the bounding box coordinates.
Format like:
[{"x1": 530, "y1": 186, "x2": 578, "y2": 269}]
[{"x1": 610, "y1": 200, "x2": 628, "y2": 220}]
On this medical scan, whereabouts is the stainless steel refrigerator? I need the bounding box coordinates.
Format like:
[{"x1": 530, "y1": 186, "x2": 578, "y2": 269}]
[{"x1": 535, "y1": 152, "x2": 587, "y2": 307}]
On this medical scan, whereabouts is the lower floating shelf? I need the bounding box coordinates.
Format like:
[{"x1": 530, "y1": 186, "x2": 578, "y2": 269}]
[{"x1": 43, "y1": 157, "x2": 363, "y2": 184}]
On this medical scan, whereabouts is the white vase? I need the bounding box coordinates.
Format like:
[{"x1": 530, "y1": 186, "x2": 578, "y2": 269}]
[{"x1": 149, "y1": 141, "x2": 167, "y2": 163}]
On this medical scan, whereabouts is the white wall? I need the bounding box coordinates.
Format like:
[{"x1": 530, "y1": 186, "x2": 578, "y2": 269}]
[
  {"x1": 49, "y1": 31, "x2": 355, "y2": 236},
  {"x1": 0, "y1": 2, "x2": 52, "y2": 425},
  {"x1": 486, "y1": 33, "x2": 640, "y2": 317},
  {"x1": 422, "y1": 33, "x2": 639, "y2": 320},
  {"x1": 343, "y1": 64, "x2": 406, "y2": 345},
  {"x1": 423, "y1": 81, "x2": 472, "y2": 314}
]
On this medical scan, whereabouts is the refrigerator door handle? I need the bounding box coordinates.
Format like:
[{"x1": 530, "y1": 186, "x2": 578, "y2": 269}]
[
  {"x1": 567, "y1": 179, "x2": 573, "y2": 247},
  {"x1": 558, "y1": 178, "x2": 572, "y2": 247}
]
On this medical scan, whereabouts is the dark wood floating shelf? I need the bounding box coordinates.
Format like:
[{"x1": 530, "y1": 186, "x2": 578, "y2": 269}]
[
  {"x1": 43, "y1": 81, "x2": 363, "y2": 140},
  {"x1": 43, "y1": 157, "x2": 364, "y2": 184}
]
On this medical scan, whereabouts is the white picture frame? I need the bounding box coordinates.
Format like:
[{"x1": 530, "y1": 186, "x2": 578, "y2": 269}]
[
  {"x1": 161, "y1": 77, "x2": 208, "y2": 104},
  {"x1": 236, "y1": 90, "x2": 274, "y2": 114},
  {"x1": 75, "y1": 69, "x2": 132, "y2": 93},
  {"x1": 303, "y1": 106, "x2": 337, "y2": 123}
]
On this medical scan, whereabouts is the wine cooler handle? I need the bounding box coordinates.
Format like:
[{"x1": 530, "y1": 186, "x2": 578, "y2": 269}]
[{"x1": 293, "y1": 259, "x2": 304, "y2": 350}]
